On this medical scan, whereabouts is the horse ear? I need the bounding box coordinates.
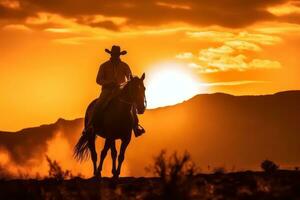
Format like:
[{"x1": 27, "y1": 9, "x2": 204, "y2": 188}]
[{"x1": 141, "y1": 73, "x2": 145, "y2": 80}]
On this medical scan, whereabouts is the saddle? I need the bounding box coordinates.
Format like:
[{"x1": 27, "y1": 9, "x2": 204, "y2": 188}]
[{"x1": 87, "y1": 84, "x2": 145, "y2": 137}]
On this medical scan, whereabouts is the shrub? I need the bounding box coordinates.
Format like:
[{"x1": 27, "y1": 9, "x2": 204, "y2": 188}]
[
  {"x1": 45, "y1": 155, "x2": 72, "y2": 181},
  {"x1": 261, "y1": 160, "x2": 279, "y2": 173},
  {"x1": 213, "y1": 167, "x2": 226, "y2": 174},
  {"x1": 147, "y1": 150, "x2": 198, "y2": 200}
]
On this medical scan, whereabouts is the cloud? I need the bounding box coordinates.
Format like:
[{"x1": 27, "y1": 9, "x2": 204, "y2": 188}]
[
  {"x1": 224, "y1": 40, "x2": 261, "y2": 51},
  {"x1": 0, "y1": 0, "x2": 20, "y2": 10},
  {"x1": 254, "y1": 22, "x2": 300, "y2": 34},
  {"x1": 53, "y1": 35, "x2": 108, "y2": 45},
  {"x1": 176, "y1": 30, "x2": 282, "y2": 73},
  {"x1": 86, "y1": 20, "x2": 121, "y2": 31},
  {"x1": 156, "y1": 2, "x2": 191, "y2": 10},
  {"x1": 187, "y1": 31, "x2": 282, "y2": 45},
  {"x1": 249, "y1": 59, "x2": 281, "y2": 69},
  {"x1": 200, "y1": 80, "x2": 269, "y2": 87},
  {"x1": 268, "y1": 0, "x2": 300, "y2": 16},
  {"x1": 44, "y1": 28, "x2": 71, "y2": 33},
  {"x1": 175, "y1": 52, "x2": 194, "y2": 59},
  {"x1": 1, "y1": 0, "x2": 299, "y2": 31},
  {"x1": 194, "y1": 45, "x2": 281, "y2": 73},
  {"x1": 2, "y1": 23, "x2": 31, "y2": 31}
]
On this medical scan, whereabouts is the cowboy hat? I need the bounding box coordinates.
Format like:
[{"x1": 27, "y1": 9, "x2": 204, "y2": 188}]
[{"x1": 105, "y1": 45, "x2": 127, "y2": 56}]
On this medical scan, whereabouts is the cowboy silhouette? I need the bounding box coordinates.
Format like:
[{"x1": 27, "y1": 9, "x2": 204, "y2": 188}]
[{"x1": 87, "y1": 45, "x2": 145, "y2": 137}]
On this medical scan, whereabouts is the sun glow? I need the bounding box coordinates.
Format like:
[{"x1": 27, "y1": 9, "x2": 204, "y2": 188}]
[{"x1": 145, "y1": 62, "x2": 203, "y2": 108}]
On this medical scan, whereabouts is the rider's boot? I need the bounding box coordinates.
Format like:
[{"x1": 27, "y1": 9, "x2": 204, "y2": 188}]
[{"x1": 133, "y1": 124, "x2": 145, "y2": 137}]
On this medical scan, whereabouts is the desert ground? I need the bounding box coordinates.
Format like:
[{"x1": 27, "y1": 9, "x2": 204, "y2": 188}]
[{"x1": 1, "y1": 170, "x2": 300, "y2": 200}]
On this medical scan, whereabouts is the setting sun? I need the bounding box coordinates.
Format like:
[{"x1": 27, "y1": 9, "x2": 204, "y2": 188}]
[{"x1": 145, "y1": 62, "x2": 203, "y2": 108}]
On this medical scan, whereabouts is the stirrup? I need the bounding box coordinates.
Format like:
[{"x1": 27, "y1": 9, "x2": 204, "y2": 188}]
[{"x1": 134, "y1": 124, "x2": 145, "y2": 137}]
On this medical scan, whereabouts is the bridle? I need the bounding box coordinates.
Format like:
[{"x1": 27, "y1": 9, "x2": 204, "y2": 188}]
[
  {"x1": 119, "y1": 81, "x2": 134, "y2": 105},
  {"x1": 119, "y1": 79, "x2": 147, "y2": 112}
]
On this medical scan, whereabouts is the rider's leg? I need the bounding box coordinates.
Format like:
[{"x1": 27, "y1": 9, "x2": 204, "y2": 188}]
[
  {"x1": 86, "y1": 89, "x2": 111, "y2": 131},
  {"x1": 132, "y1": 105, "x2": 145, "y2": 137}
]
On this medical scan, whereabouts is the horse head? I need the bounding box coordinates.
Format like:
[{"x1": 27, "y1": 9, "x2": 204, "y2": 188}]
[{"x1": 127, "y1": 73, "x2": 147, "y2": 114}]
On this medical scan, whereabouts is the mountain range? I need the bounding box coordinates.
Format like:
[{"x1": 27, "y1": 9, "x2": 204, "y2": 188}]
[{"x1": 1, "y1": 90, "x2": 300, "y2": 176}]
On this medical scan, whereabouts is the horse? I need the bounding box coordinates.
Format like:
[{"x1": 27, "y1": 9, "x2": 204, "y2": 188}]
[{"x1": 74, "y1": 73, "x2": 146, "y2": 179}]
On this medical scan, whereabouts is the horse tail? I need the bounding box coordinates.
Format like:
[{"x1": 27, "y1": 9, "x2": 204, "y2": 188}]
[
  {"x1": 73, "y1": 99, "x2": 97, "y2": 162},
  {"x1": 73, "y1": 130, "x2": 91, "y2": 162}
]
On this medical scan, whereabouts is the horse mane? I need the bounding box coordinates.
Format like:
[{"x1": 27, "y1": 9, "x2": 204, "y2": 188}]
[{"x1": 120, "y1": 76, "x2": 139, "y2": 90}]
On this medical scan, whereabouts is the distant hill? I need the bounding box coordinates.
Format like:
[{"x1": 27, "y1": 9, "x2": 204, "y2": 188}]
[{"x1": 1, "y1": 90, "x2": 300, "y2": 176}]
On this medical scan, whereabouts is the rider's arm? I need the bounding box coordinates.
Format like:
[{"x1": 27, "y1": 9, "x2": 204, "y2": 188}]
[
  {"x1": 97, "y1": 64, "x2": 116, "y2": 87},
  {"x1": 97, "y1": 64, "x2": 110, "y2": 86},
  {"x1": 96, "y1": 65, "x2": 104, "y2": 85},
  {"x1": 124, "y1": 63, "x2": 132, "y2": 81}
]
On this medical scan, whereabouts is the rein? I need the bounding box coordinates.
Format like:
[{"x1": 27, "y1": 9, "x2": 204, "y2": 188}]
[
  {"x1": 118, "y1": 79, "x2": 147, "y2": 111},
  {"x1": 118, "y1": 81, "x2": 134, "y2": 106},
  {"x1": 119, "y1": 98, "x2": 134, "y2": 105}
]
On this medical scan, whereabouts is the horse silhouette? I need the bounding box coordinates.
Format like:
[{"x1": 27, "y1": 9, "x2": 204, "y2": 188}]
[{"x1": 74, "y1": 73, "x2": 146, "y2": 178}]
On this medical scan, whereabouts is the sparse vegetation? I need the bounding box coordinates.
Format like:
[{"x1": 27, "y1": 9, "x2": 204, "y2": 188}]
[
  {"x1": 17, "y1": 170, "x2": 30, "y2": 179},
  {"x1": 261, "y1": 159, "x2": 279, "y2": 173},
  {"x1": 213, "y1": 166, "x2": 226, "y2": 174},
  {"x1": 147, "y1": 150, "x2": 198, "y2": 200},
  {"x1": 1, "y1": 152, "x2": 300, "y2": 199},
  {"x1": 45, "y1": 155, "x2": 73, "y2": 181}
]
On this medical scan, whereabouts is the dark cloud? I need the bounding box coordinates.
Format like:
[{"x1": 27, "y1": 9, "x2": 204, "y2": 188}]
[
  {"x1": 75, "y1": 17, "x2": 121, "y2": 31},
  {"x1": 89, "y1": 20, "x2": 120, "y2": 31},
  {"x1": 0, "y1": 1, "x2": 300, "y2": 30},
  {"x1": 0, "y1": 5, "x2": 29, "y2": 20},
  {"x1": 279, "y1": 13, "x2": 300, "y2": 24}
]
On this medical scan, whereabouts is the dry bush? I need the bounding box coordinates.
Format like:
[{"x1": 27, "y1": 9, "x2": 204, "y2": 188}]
[
  {"x1": 213, "y1": 167, "x2": 226, "y2": 174},
  {"x1": 147, "y1": 150, "x2": 198, "y2": 200},
  {"x1": 261, "y1": 160, "x2": 279, "y2": 173},
  {"x1": 149, "y1": 150, "x2": 197, "y2": 178},
  {"x1": 17, "y1": 170, "x2": 30, "y2": 179},
  {"x1": 45, "y1": 155, "x2": 72, "y2": 181}
]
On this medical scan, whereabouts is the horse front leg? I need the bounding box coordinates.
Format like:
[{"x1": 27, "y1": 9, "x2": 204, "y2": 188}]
[
  {"x1": 116, "y1": 137, "x2": 131, "y2": 178},
  {"x1": 110, "y1": 140, "x2": 118, "y2": 178},
  {"x1": 97, "y1": 139, "x2": 112, "y2": 178}
]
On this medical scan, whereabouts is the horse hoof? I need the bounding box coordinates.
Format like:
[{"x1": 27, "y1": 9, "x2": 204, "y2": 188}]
[
  {"x1": 92, "y1": 173, "x2": 101, "y2": 181},
  {"x1": 112, "y1": 174, "x2": 119, "y2": 180}
]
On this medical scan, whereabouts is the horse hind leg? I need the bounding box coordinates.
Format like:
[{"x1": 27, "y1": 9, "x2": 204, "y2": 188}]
[
  {"x1": 87, "y1": 133, "x2": 97, "y2": 177},
  {"x1": 97, "y1": 139, "x2": 112, "y2": 178}
]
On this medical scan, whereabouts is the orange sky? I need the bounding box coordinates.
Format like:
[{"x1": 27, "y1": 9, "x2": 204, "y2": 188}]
[{"x1": 1, "y1": 0, "x2": 300, "y2": 131}]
